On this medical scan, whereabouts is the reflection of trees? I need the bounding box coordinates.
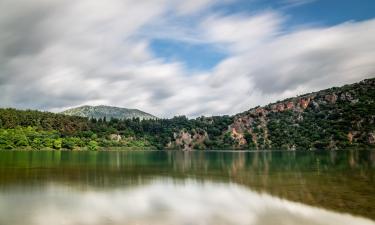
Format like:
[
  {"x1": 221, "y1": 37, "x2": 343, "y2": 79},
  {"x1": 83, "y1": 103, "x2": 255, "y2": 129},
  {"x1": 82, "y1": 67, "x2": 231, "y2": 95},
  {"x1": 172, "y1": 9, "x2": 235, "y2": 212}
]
[{"x1": 0, "y1": 150, "x2": 374, "y2": 219}]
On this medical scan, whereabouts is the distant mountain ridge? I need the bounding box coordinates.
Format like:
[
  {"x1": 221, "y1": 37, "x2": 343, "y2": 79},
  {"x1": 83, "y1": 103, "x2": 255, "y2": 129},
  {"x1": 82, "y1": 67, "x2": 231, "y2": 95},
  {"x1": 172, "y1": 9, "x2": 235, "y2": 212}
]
[{"x1": 61, "y1": 105, "x2": 157, "y2": 120}]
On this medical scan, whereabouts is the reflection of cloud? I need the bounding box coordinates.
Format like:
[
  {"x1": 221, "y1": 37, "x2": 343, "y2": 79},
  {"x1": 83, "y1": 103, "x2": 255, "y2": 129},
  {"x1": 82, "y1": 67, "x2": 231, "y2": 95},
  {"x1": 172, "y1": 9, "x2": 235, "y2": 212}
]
[{"x1": 0, "y1": 180, "x2": 374, "y2": 225}]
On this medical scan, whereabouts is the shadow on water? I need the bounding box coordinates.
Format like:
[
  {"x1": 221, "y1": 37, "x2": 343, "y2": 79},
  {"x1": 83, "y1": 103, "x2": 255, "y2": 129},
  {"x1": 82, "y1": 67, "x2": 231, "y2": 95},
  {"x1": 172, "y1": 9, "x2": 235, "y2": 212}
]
[{"x1": 0, "y1": 150, "x2": 374, "y2": 223}]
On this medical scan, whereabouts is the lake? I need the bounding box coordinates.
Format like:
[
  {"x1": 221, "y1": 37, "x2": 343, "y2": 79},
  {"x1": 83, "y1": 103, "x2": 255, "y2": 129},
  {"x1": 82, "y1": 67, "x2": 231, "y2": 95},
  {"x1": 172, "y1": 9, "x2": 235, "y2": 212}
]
[{"x1": 0, "y1": 150, "x2": 374, "y2": 225}]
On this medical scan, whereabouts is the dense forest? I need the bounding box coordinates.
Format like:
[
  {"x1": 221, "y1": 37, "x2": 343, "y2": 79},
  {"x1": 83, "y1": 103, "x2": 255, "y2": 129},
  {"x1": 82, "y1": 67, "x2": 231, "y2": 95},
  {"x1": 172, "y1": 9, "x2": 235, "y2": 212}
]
[
  {"x1": 0, "y1": 108, "x2": 232, "y2": 150},
  {"x1": 0, "y1": 78, "x2": 374, "y2": 151}
]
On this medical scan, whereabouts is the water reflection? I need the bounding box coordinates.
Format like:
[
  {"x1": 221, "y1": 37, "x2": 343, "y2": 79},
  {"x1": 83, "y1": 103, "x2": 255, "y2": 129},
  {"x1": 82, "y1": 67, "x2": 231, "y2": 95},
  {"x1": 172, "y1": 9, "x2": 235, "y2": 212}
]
[
  {"x1": 0, "y1": 179, "x2": 374, "y2": 225},
  {"x1": 0, "y1": 150, "x2": 374, "y2": 221}
]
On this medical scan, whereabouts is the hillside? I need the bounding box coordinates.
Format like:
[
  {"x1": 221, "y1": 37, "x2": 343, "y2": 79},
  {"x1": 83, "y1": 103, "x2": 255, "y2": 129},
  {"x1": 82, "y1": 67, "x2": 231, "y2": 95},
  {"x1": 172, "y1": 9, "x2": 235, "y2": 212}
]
[
  {"x1": 0, "y1": 78, "x2": 374, "y2": 151},
  {"x1": 226, "y1": 78, "x2": 375, "y2": 150},
  {"x1": 61, "y1": 105, "x2": 157, "y2": 120},
  {"x1": 168, "y1": 78, "x2": 375, "y2": 150}
]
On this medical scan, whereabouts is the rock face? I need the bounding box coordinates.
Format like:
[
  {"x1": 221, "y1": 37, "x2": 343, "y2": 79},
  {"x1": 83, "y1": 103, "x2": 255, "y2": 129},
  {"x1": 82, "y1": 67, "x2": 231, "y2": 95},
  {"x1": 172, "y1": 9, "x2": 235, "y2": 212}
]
[
  {"x1": 108, "y1": 134, "x2": 122, "y2": 142},
  {"x1": 347, "y1": 132, "x2": 354, "y2": 144},
  {"x1": 171, "y1": 129, "x2": 208, "y2": 151},
  {"x1": 368, "y1": 133, "x2": 375, "y2": 145},
  {"x1": 299, "y1": 98, "x2": 311, "y2": 109},
  {"x1": 325, "y1": 94, "x2": 338, "y2": 104},
  {"x1": 62, "y1": 105, "x2": 157, "y2": 120}
]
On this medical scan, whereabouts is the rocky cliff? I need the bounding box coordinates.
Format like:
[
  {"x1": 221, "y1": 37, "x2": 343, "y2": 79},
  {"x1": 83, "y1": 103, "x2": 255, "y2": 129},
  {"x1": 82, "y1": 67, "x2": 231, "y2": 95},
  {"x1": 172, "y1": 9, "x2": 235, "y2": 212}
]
[
  {"x1": 170, "y1": 78, "x2": 375, "y2": 150},
  {"x1": 229, "y1": 78, "x2": 375, "y2": 150}
]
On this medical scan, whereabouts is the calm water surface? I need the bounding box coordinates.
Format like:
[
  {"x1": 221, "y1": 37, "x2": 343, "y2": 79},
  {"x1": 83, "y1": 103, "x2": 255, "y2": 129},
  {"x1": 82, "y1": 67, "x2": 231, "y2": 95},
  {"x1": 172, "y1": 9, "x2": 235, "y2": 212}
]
[{"x1": 0, "y1": 150, "x2": 374, "y2": 225}]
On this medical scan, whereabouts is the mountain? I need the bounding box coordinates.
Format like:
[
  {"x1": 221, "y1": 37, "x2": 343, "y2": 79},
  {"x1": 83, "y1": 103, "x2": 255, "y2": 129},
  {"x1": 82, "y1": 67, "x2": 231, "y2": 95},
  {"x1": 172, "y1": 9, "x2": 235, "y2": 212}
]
[
  {"x1": 226, "y1": 77, "x2": 375, "y2": 150},
  {"x1": 169, "y1": 78, "x2": 375, "y2": 150},
  {"x1": 61, "y1": 105, "x2": 157, "y2": 120},
  {"x1": 0, "y1": 78, "x2": 374, "y2": 151}
]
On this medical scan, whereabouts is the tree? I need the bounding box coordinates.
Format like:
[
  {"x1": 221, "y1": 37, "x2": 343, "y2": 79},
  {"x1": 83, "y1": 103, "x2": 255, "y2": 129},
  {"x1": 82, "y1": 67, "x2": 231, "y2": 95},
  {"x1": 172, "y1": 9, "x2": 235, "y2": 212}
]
[
  {"x1": 223, "y1": 132, "x2": 234, "y2": 147},
  {"x1": 62, "y1": 138, "x2": 75, "y2": 150},
  {"x1": 244, "y1": 131, "x2": 256, "y2": 149}
]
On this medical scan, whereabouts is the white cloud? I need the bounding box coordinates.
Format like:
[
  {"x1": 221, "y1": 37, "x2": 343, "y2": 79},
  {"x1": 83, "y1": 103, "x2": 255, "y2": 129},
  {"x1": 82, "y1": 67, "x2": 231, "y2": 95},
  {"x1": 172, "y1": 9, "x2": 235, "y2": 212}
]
[
  {"x1": 281, "y1": 0, "x2": 317, "y2": 8},
  {"x1": 175, "y1": 0, "x2": 219, "y2": 15},
  {"x1": 201, "y1": 12, "x2": 283, "y2": 52},
  {"x1": 0, "y1": 0, "x2": 374, "y2": 117},
  {"x1": 0, "y1": 180, "x2": 374, "y2": 225}
]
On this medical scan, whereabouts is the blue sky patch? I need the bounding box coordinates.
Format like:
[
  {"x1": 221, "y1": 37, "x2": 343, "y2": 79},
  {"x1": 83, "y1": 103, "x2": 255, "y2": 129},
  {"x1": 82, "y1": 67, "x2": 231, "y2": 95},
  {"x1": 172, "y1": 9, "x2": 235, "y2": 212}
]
[
  {"x1": 149, "y1": 0, "x2": 375, "y2": 72},
  {"x1": 217, "y1": 0, "x2": 375, "y2": 25},
  {"x1": 150, "y1": 39, "x2": 227, "y2": 71}
]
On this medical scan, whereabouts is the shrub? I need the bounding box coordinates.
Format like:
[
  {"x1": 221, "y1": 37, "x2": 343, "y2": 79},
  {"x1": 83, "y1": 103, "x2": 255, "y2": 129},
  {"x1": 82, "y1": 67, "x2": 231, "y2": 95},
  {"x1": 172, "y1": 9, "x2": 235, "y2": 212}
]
[
  {"x1": 87, "y1": 140, "x2": 99, "y2": 151},
  {"x1": 53, "y1": 139, "x2": 62, "y2": 150}
]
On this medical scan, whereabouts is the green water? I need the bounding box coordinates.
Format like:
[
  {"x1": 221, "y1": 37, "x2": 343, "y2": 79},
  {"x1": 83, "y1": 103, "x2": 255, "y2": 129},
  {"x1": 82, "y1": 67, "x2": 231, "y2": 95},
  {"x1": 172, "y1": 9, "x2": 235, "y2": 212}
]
[{"x1": 0, "y1": 150, "x2": 374, "y2": 225}]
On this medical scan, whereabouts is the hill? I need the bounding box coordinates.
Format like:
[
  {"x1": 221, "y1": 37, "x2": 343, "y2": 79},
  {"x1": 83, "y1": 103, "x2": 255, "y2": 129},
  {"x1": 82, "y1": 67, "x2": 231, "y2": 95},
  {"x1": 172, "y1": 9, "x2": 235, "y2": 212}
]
[
  {"x1": 168, "y1": 78, "x2": 375, "y2": 150},
  {"x1": 61, "y1": 105, "x2": 157, "y2": 120},
  {"x1": 225, "y1": 77, "x2": 375, "y2": 150},
  {"x1": 0, "y1": 78, "x2": 374, "y2": 150}
]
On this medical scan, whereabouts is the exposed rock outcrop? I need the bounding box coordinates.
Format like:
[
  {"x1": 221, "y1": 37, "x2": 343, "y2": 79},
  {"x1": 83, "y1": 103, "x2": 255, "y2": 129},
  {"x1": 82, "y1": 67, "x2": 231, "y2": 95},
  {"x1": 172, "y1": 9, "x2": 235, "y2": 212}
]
[
  {"x1": 226, "y1": 78, "x2": 374, "y2": 150},
  {"x1": 172, "y1": 129, "x2": 208, "y2": 150},
  {"x1": 108, "y1": 134, "x2": 121, "y2": 142},
  {"x1": 368, "y1": 133, "x2": 375, "y2": 145}
]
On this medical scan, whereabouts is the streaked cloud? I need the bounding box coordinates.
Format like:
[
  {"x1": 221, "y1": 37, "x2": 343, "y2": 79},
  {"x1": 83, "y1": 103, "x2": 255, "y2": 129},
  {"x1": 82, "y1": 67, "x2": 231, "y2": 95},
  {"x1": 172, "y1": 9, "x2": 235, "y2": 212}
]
[
  {"x1": 281, "y1": 0, "x2": 317, "y2": 8},
  {"x1": 0, "y1": 0, "x2": 374, "y2": 117}
]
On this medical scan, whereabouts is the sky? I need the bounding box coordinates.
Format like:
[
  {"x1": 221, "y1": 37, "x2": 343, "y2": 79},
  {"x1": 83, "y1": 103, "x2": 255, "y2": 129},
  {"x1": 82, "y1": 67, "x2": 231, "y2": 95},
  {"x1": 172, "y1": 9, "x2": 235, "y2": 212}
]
[{"x1": 0, "y1": 0, "x2": 374, "y2": 118}]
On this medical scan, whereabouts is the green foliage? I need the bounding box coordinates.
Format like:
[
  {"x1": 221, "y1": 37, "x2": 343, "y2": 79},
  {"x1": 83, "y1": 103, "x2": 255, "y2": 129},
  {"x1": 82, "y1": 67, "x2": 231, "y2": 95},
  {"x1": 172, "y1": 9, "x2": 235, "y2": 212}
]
[
  {"x1": 0, "y1": 108, "x2": 89, "y2": 136},
  {"x1": 244, "y1": 131, "x2": 256, "y2": 149},
  {"x1": 223, "y1": 132, "x2": 234, "y2": 148},
  {"x1": 0, "y1": 78, "x2": 374, "y2": 151},
  {"x1": 87, "y1": 140, "x2": 99, "y2": 151},
  {"x1": 265, "y1": 79, "x2": 375, "y2": 150},
  {"x1": 53, "y1": 139, "x2": 62, "y2": 150},
  {"x1": 31, "y1": 138, "x2": 43, "y2": 150},
  {"x1": 43, "y1": 138, "x2": 54, "y2": 148},
  {"x1": 62, "y1": 137, "x2": 83, "y2": 150}
]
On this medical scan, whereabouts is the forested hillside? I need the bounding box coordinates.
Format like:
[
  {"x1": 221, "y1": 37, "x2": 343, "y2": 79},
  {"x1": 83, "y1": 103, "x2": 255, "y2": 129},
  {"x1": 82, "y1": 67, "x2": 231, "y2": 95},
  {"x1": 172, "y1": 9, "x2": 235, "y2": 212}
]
[
  {"x1": 0, "y1": 78, "x2": 374, "y2": 150},
  {"x1": 228, "y1": 78, "x2": 375, "y2": 150}
]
